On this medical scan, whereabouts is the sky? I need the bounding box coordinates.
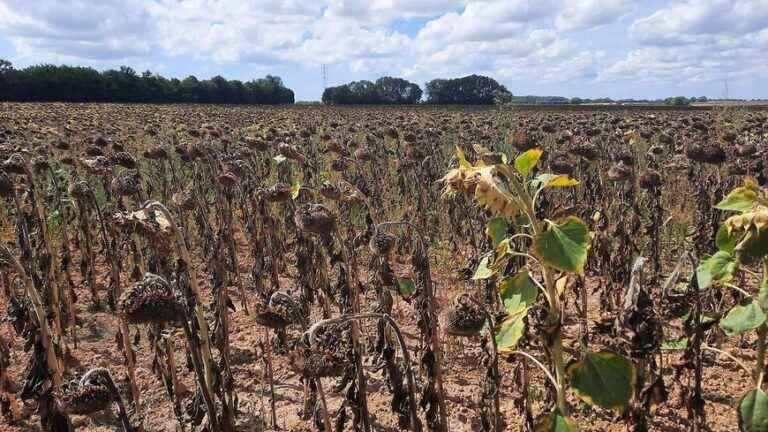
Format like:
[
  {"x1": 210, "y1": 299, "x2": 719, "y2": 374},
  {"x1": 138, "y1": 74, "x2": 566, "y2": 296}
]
[{"x1": 1, "y1": 0, "x2": 767, "y2": 101}]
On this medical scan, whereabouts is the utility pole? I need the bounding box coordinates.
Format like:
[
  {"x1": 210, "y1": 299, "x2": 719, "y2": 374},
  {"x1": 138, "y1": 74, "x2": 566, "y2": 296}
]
[{"x1": 321, "y1": 64, "x2": 327, "y2": 90}]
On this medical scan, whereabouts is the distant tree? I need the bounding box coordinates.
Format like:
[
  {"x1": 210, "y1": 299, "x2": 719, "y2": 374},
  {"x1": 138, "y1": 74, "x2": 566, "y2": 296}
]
[
  {"x1": 665, "y1": 96, "x2": 690, "y2": 106},
  {"x1": 425, "y1": 74, "x2": 510, "y2": 105},
  {"x1": 0, "y1": 59, "x2": 15, "y2": 98},
  {"x1": 0, "y1": 62, "x2": 294, "y2": 104},
  {"x1": 348, "y1": 80, "x2": 379, "y2": 104},
  {"x1": 0, "y1": 59, "x2": 12, "y2": 73},
  {"x1": 493, "y1": 88, "x2": 513, "y2": 105},
  {"x1": 322, "y1": 76, "x2": 422, "y2": 105},
  {"x1": 375, "y1": 76, "x2": 422, "y2": 104}
]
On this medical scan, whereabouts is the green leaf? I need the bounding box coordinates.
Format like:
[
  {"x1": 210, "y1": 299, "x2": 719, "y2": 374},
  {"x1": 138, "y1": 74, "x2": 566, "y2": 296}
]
[
  {"x1": 499, "y1": 271, "x2": 538, "y2": 315},
  {"x1": 716, "y1": 224, "x2": 739, "y2": 253},
  {"x1": 721, "y1": 301, "x2": 766, "y2": 336},
  {"x1": 534, "y1": 217, "x2": 589, "y2": 275},
  {"x1": 494, "y1": 313, "x2": 526, "y2": 353},
  {"x1": 696, "y1": 251, "x2": 737, "y2": 289},
  {"x1": 534, "y1": 409, "x2": 579, "y2": 432},
  {"x1": 396, "y1": 277, "x2": 415, "y2": 297},
  {"x1": 486, "y1": 217, "x2": 508, "y2": 248},
  {"x1": 514, "y1": 148, "x2": 542, "y2": 177},
  {"x1": 534, "y1": 173, "x2": 580, "y2": 189},
  {"x1": 716, "y1": 187, "x2": 759, "y2": 212},
  {"x1": 472, "y1": 256, "x2": 496, "y2": 280},
  {"x1": 759, "y1": 280, "x2": 768, "y2": 311},
  {"x1": 739, "y1": 388, "x2": 768, "y2": 432},
  {"x1": 682, "y1": 310, "x2": 721, "y2": 331},
  {"x1": 567, "y1": 351, "x2": 636, "y2": 410},
  {"x1": 740, "y1": 229, "x2": 768, "y2": 264},
  {"x1": 660, "y1": 339, "x2": 689, "y2": 350},
  {"x1": 515, "y1": 212, "x2": 531, "y2": 227}
]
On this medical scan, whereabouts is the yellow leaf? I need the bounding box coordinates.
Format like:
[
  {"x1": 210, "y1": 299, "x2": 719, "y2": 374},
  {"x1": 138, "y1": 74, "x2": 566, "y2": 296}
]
[
  {"x1": 473, "y1": 143, "x2": 492, "y2": 155},
  {"x1": 456, "y1": 146, "x2": 471, "y2": 169},
  {"x1": 547, "y1": 175, "x2": 580, "y2": 188},
  {"x1": 291, "y1": 181, "x2": 302, "y2": 199}
]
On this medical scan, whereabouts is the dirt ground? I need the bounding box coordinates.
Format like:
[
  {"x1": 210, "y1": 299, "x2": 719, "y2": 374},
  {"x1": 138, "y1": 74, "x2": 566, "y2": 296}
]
[
  {"x1": 0, "y1": 231, "x2": 752, "y2": 432},
  {"x1": 0, "y1": 102, "x2": 760, "y2": 431}
]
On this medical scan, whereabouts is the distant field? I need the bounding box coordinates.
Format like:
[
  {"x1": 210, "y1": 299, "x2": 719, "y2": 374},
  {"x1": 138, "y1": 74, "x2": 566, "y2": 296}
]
[{"x1": 0, "y1": 102, "x2": 766, "y2": 432}]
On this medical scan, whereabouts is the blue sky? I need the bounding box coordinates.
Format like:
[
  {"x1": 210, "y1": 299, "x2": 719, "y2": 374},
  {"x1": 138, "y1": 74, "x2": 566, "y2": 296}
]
[{"x1": 1, "y1": 0, "x2": 767, "y2": 101}]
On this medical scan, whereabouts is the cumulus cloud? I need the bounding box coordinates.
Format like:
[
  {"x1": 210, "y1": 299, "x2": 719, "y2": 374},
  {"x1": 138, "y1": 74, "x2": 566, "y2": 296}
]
[
  {"x1": 326, "y1": 0, "x2": 464, "y2": 24},
  {"x1": 145, "y1": 0, "x2": 320, "y2": 63},
  {"x1": 283, "y1": 10, "x2": 411, "y2": 66},
  {"x1": 555, "y1": 0, "x2": 634, "y2": 31},
  {"x1": 631, "y1": 0, "x2": 768, "y2": 45},
  {"x1": 601, "y1": 0, "x2": 768, "y2": 86},
  {"x1": 1, "y1": 0, "x2": 766, "y2": 96},
  {"x1": 0, "y1": 0, "x2": 154, "y2": 60}
]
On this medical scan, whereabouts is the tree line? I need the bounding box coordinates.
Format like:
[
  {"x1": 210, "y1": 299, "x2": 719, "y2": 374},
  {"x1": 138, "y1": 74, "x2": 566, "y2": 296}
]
[
  {"x1": 322, "y1": 74, "x2": 511, "y2": 105},
  {"x1": 321, "y1": 77, "x2": 424, "y2": 105},
  {"x1": 0, "y1": 60, "x2": 294, "y2": 104}
]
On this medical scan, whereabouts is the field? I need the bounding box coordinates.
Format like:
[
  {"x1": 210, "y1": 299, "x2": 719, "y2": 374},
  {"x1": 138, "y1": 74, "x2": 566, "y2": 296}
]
[{"x1": 0, "y1": 102, "x2": 767, "y2": 432}]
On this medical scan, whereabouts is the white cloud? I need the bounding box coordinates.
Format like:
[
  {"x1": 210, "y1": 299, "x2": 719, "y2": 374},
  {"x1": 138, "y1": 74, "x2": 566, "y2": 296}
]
[
  {"x1": 283, "y1": 10, "x2": 411, "y2": 66},
  {"x1": 555, "y1": 0, "x2": 634, "y2": 31},
  {"x1": 405, "y1": 1, "x2": 598, "y2": 83},
  {"x1": 326, "y1": 0, "x2": 464, "y2": 24},
  {"x1": 630, "y1": 0, "x2": 768, "y2": 45},
  {"x1": 2, "y1": 0, "x2": 766, "y2": 97},
  {"x1": 146, "y1": 0, "x2": 321, "y2": 63},
  {"x1": 0, "y1": 0, "x2": 154, "y2": 60},
  {"x1": 602, "y1": 0, "x2": 768, "y2": 86}
]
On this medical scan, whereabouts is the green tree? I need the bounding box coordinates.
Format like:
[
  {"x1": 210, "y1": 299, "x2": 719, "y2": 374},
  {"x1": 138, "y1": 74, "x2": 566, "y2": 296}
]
[
  {"x1": 0, "y1": 61, "x2": 294, "y2": 104},
  {"x1": 425, "y1": 74, "x2": 509, "y2": 105}
]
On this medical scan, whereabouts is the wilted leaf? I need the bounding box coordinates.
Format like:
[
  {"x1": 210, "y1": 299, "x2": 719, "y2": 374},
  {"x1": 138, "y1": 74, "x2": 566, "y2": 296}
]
[
  {"x1": 456, "y1": 145, "x2": 472, "y2": 169},
  {"x1": 567, "y1": 351, "x2": 636, "y2": 410},
  {"x1": 499, "y1": 271, "x2": 538, "y2": 315},
  {"x1": 514, "y1": 148, "x2": 542, "y2": 177},
  {"x1": 486, "y1": 217, "x2": 508, "y2": 248},
  {"x1": 534, "y1": 217, "x2": 589, "y2": 275},
  {"x1": 495, "y1": 313, "x2": 526, "y2": 352},
  {"x1": 473, "y1": 166, "x2": 520, "y2": 219},
  {"x1": 739, "y1": 388, "x2": 768, "y2": 432},
  {"x1": 473, "y1": 143, "x2": 492, "y2": 155},
  {"x1": 534, "y1": 409, "x2": 579, "y2": 432},
  {"x1": 472, "y1": 256, "x2": 496, "y2": 280},
  {"x1": 721, "y1": 301, "x2": 766, "y2": 336},
  {"x1": 716, "y1": 187, "x2": 759, "y2": 212}
]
